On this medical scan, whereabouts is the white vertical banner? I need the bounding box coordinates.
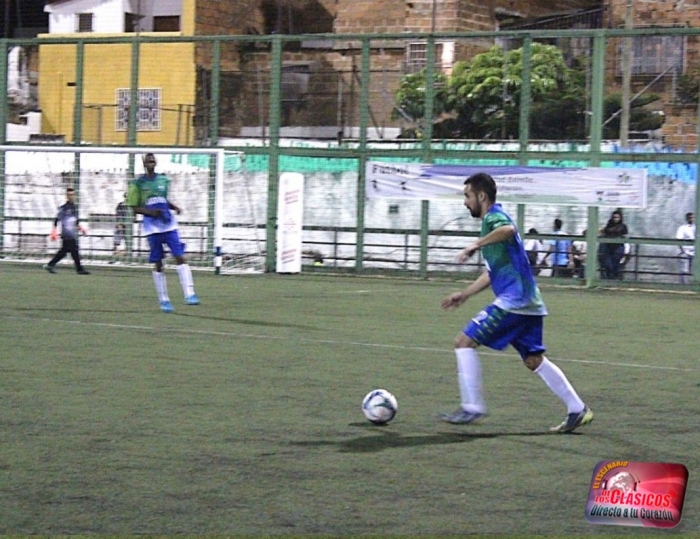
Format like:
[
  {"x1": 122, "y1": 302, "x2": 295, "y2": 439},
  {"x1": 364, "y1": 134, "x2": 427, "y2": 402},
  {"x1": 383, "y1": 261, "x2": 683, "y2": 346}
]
[{"x1": 276, "y1": 172, "x2": 304, "y2": 273}]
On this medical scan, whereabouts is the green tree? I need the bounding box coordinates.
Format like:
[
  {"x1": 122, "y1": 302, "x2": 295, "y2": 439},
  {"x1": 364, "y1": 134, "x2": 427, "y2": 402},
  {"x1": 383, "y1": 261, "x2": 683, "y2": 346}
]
[
  {"x1": 528, "y1": 57, "x2": 588, "y2": 140},
  {"x1": 394, "y1": 43, "x2": 666, "y2": 141},
  {"x1": 676, "y1": 70, "x2": 700, "y2": 105},
  {"x1": 393, "y1": 70, "x2": 450, "y2": 137},
  {"x1": 602, "y1": 92, "x2": 665, "y2": 140},
  {"x1": 448, "y1": 43, "x2": 578, "y2": 139}
]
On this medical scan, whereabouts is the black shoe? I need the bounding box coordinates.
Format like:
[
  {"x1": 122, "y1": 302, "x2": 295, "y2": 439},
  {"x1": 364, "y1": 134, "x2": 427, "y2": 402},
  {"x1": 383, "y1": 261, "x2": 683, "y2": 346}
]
[
  {"x1": 43, "y1": 264, "x2": 56, "y2": 274},
  {"x1": 77, "y1": 269, "x2": 90, "y2": 275},
  {"x1": 550, "y1": 406, "x2": 594, "y2": 433}
]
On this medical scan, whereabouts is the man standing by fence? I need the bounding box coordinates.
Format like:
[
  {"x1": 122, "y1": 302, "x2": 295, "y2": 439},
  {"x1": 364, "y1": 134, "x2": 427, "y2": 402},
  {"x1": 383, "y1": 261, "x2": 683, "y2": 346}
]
[{"x1": 676, "y1": 212, "x2": 695, "y2": 284}]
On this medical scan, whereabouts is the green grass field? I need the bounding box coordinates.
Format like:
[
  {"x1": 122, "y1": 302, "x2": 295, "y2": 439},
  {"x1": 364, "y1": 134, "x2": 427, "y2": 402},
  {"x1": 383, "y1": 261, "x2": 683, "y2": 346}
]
[{"x1": 1, "y1": 262, "x2": 698, "y2": 535}]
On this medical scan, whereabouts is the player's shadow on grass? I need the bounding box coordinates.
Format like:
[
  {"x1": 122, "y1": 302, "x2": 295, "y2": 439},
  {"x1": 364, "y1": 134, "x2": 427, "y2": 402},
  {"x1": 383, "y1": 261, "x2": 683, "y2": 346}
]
[
  {"x1": 12, "y1": 306, "x2": 133, "y2": 315},
  {"x1": 294, "y1": 427, "x2": 556, "y2": 453},
  {"x1": 8, "y1": 308, "x2": 319, "y2": 330},
  {"x1": 177, "y1": 312, "x2": 319, "y2": 330}
]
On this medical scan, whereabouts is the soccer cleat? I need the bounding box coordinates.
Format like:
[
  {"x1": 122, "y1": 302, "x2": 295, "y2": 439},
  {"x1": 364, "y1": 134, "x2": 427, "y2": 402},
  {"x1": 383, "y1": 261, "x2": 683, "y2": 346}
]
[
  {"x1": 185, "y1": 294, "x2": 200, "y2": 305},
  {"x1": 550, "y1": 406, "x2": 594, "y2": 433},
  {"x1": 439, "y1": 408, "x2": 485, "y2": 425},
  {"x1": 43, "y1": 264, "x2": 56, "y2": 274},
  {"x1": 160, "y1": 300, "x2": 174, "y2": 313},
  {"x1": 77, "y1": 269, "x2": 91, "y2": 275}
]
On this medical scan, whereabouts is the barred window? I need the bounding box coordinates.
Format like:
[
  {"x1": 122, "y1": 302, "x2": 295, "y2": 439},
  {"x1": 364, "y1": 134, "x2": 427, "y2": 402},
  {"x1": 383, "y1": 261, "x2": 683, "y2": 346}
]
[
  {"x1": 77, "y1": 13, "x2": 93, "y2": 33},
  {"x1": 115, "y1": 88, "x2": 161, "y2": 131},
  {"x1": 617, "y1": 32, "x2": 685, "y2": 76},
  {"x1": 281, "y1": 64, "x2": 310, "y2": 104},
  {"x1": 405, "y1": 42, "x2": 447, "y2": 74}
]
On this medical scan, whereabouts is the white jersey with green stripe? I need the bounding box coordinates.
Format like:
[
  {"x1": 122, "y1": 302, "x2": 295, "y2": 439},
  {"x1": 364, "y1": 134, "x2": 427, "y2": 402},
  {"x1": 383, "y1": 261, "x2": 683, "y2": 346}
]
[{"x1": 481, "y1": 204, "x2": 547, "y2": 316}]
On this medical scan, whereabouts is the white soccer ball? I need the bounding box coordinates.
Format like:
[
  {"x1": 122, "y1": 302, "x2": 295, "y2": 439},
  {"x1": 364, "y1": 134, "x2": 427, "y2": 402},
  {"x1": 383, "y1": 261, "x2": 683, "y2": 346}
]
[{"x1": 362, "y1": 389, "x2": 398, "y2": 425}]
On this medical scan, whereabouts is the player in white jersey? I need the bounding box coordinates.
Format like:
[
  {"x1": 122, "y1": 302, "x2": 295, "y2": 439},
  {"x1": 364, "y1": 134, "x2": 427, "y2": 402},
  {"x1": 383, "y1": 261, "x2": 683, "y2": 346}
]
[{"x1": 127, "y1": 153, "x2": 199, "y2": 313}]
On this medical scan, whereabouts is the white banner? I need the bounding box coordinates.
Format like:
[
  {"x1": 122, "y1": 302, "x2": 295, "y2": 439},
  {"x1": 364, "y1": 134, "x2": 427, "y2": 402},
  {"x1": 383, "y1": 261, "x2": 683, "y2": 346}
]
[
  {"x1": 366, "y1": 162, "x2": 647, "y2": 208},
  {"x1": 276, "y1": 172, "x2": 304, "y2": 273}
]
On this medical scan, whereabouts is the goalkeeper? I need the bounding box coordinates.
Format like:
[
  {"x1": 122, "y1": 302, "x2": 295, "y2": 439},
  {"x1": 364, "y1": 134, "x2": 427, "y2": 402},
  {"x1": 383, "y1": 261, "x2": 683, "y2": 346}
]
[
  {"x1": 127, "y1": 153, "x2": 199, "y2": 313},
  {"x1": 43, "y1": 187, "x2": 90, "y2": 275}
]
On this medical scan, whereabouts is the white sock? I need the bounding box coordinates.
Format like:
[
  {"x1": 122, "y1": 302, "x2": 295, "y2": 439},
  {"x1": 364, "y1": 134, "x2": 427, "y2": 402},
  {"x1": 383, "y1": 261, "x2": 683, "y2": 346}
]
[
  {"x1": 455, "y1": 348, "x2": 487, "y2": 414},
  {"x1": 176, "y1": 264, "x2": 195, "y2": 297},
  {"x1": 152, "y1": 271, "x2": 170, "y2": 302},
  {"x1": 534, "y1": 357, "x2": 585, "y2": 414}
]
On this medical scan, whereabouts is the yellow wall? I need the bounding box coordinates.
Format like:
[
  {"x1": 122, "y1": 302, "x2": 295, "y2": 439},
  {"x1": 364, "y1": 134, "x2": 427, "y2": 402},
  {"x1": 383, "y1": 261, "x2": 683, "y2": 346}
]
[
  {"x1": 182, "y1": 0, "x2": 196, "y2": 36},
  {"x1": 38, "y1": 35, "x2": 196, "y2": 145}
]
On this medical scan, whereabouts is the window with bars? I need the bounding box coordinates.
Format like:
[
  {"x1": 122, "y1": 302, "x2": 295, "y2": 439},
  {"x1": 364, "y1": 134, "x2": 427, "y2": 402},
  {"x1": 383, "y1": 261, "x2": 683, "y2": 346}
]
[
  {"x1": 405, "y1": 42, "x2": 446, "y2": 74},
  {"x1": 77, "y1": 13, "x2": 93, "y2": 33},
  {"x1": 281, "y1": 64, "x2": 310, "y2": 104},
  {"x1": 617, "y1": 32, "x2": 685, "y2": 76},
  {"x1": 115, "y1": 88, "x2": 162, "y2": 131}
]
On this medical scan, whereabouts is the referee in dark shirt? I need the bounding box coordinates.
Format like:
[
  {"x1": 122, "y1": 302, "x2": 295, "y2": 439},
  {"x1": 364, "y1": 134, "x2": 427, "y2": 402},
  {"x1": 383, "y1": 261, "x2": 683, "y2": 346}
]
[{"x1": 43, "y1": 187, "x2": 90, "y2": 274}]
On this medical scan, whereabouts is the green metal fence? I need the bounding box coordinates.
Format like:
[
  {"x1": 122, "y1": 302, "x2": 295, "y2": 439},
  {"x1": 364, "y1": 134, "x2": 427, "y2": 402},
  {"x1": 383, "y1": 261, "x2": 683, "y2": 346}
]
[{"x1": 0, "y1": 28, "x2": 699, "y2": 286}]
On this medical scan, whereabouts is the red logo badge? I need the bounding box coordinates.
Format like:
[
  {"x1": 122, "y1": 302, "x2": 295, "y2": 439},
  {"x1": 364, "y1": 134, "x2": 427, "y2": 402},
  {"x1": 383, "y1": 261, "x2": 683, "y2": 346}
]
[{"x1": 586, "y1": 461, "x2": 688, "y2": 528}]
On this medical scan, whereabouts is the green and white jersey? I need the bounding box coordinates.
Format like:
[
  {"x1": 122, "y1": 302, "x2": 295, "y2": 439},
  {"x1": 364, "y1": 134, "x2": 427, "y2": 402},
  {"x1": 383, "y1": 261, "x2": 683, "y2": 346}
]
[{"x1": 127, "y1": 173, "x2": 178, "y2": 236}]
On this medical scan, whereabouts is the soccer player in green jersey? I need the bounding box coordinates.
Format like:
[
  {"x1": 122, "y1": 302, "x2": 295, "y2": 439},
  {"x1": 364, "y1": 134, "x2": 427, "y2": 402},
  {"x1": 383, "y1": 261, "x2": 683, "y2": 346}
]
[
  {"x1": 127, "y1": 153, "x2": 199, "y2": 313},
  {"x1": 440, "y1": 172, "x2": 593, "y2": 433}
]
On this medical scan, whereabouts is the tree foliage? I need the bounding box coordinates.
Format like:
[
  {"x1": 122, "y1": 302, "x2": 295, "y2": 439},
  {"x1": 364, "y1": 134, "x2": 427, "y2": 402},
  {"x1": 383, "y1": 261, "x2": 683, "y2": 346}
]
[
  {"x1": 394, "y1": 43, "x2": 664, "y2": 140},
  {"x1": 675, "y1": 70, "x2": 699, "y2": 105},
  {"x1": 393, "y1": 70, "x2": 450, "y2": 132},
  {"x1": 602, "y1": 92, "x2": 664, "y2": 140}
]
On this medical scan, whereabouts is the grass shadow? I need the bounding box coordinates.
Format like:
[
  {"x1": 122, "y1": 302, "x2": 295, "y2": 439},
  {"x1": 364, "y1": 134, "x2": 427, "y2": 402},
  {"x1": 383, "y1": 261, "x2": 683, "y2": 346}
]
[
  {"x1": 294, "y1": 428, "x2": 560, "y2": 453},
  {"x1": 177, "y1": 312, "x2": 320, "y2": 329},
  {"x1": 3, "y1": 308, "x2": 319, "y2": 330}
]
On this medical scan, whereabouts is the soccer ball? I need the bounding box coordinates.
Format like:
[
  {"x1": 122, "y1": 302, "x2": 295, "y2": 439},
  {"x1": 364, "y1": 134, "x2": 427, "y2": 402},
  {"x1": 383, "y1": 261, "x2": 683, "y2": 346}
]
[{"x1": 362, "y1": 389, "x2": 398, "y2": 425}]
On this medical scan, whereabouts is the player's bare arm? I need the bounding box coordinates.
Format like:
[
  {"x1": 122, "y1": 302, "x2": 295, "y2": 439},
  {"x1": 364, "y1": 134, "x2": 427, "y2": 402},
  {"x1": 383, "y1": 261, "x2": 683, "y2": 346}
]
[
  {"x1": 168, "y1": 201, "x2": 182, "y2": 215},
  {"x1": 441, "y1": 270, "x2": 491, "y2": 310},
  {"x1": 457, "y1": 224, "x2": 515, "y2": 262}
]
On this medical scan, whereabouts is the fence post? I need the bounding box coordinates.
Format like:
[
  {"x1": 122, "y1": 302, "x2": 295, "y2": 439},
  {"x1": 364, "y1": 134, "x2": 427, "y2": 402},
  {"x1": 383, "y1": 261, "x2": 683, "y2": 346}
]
[
  {"x1": 266, "y1": 35, "x2": 282, "y2": 272},
  {"x1": 418, "y1": 37, "x2": 437, "y2": 279},
  {"x1": 584, "y1": 32, "x2": 606, "y2": 288},
  {"x1": 355, "y1": 38, "x2": 371, "y2": 273},
  {"x1": 0, "y1": 40, "x2": 6, "y2": 254}
]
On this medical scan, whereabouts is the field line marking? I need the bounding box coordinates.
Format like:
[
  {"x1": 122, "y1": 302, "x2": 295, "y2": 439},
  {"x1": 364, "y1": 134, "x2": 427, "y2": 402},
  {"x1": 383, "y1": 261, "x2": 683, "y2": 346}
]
[{"x1": 2, "y1": 313, "x2": 697, "y2": 372}]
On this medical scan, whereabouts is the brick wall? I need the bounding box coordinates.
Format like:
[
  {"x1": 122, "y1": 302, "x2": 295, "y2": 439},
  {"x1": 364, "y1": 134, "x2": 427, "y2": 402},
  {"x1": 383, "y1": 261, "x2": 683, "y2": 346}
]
[
  {"x1": 335, "y1": 0, "x2": 601, "y2": 34},
  {"x1": 608, "y1": 0, "x2": 700, "y2": 27},
  {"x1": 195, "y1": 0, "x2": 263, "y2": 71},
  {"x1": 201, "y1": 0, "x2": 700, "y2": 145},
  {"x1": 335, "y1": 0, "x2": 407, "y2": 34},
  {"x1": 195, "y1": 0, "x2": 263, "y2": 36},
  {"x1": 607, "y1": 1, "x2": 700, "y2": 149}
]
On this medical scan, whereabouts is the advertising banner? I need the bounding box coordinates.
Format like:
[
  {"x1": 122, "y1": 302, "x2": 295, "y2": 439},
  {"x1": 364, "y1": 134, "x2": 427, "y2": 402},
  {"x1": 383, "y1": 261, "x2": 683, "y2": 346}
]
[
  {"x1": 276, "y1": 172, "x2": 304, "y2": 273},
  {"x1": 366, "y1": 162, "x2": 647, "y2": 208}
]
